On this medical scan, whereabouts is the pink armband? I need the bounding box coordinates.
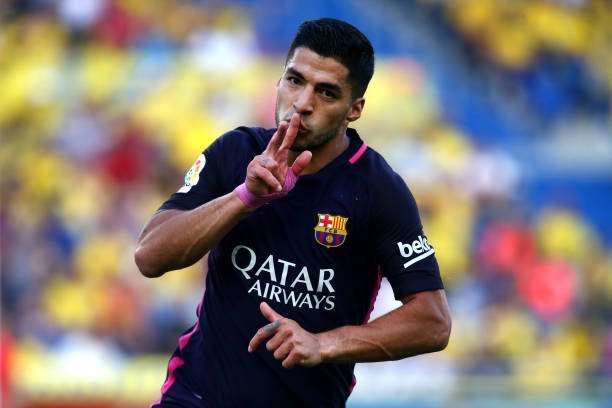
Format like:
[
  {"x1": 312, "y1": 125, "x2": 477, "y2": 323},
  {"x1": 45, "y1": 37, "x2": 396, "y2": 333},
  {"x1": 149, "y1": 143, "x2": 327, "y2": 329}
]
[{"x1": 234, "y1": 169, "x2": 299, "y2": 209}]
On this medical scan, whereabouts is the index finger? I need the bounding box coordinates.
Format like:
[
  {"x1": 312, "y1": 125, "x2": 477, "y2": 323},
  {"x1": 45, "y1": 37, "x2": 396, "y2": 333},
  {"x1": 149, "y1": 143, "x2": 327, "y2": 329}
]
[
  {"x1": 278, "y1": 113, "x2": 300, "y2": 152},
  {"x1": 265, "y1": 121, "x2": 288, "y2": 154},
  {"x1": 248, "y1": 321, "x2": 281, "y2": 352}
]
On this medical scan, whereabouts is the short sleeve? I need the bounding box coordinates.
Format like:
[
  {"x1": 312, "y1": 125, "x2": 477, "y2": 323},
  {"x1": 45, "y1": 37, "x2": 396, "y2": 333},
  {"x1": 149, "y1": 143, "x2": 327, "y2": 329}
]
[
  {"x1": 159, "y1": 136, "x2": 226, "y2": 211},
  {"x1": 371, "y1": 172, "x2": 443, "y2": 300}
]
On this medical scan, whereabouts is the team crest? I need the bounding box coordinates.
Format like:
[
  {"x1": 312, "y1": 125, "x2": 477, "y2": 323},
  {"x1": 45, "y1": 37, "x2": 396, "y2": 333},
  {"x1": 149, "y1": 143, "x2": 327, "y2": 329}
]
[
  {"x1": 178, "y1": 154, "x2": 206, "y2": 193},
  {"x1": 314, "y1": 213, "x2": 348, "y2": 248}
]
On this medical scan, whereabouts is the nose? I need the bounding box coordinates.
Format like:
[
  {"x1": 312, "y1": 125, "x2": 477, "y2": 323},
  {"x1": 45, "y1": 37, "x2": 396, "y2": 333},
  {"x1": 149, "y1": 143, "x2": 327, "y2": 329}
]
[{"x1": 293, "y1": 86, "x2": 314, "y2": 115}]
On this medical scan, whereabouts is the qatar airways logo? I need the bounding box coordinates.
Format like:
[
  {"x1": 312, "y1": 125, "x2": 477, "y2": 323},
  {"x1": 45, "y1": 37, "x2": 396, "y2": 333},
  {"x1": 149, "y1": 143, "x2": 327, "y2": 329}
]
[
  {"x1": 231, "y1": 245, "x2": 336, "y2": 311},
  {"x1": 397, "y1": 235, "x2": 435, "y2": 268}
]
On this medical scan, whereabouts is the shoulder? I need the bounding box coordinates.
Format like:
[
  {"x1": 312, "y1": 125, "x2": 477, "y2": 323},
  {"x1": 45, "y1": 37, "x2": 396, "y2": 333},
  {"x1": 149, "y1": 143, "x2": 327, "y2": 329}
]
[
  {"x1": 192, "y1": 126, "x2": 274, "y2": 191},
  {"x1": 347, "y1": 144, "x2": 421, "y2": 228},
  {"x1": 208, "y1": 126, "x2": 274, "y2": 156},
  {"x1": 351, "y1": 144, "x2": 408, "y2": 195}
]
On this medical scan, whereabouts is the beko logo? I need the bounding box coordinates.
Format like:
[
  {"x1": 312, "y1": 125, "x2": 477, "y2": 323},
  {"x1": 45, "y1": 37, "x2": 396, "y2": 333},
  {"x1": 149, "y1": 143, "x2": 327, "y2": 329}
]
[{"x1": 397, "y1": 235, "x2": 435, "y2": 268}]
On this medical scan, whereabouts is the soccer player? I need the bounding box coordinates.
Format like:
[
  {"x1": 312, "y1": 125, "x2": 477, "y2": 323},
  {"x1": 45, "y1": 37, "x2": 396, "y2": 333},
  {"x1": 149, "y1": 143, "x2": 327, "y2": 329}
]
[{"x1": 135, "y1": 18, "x2": 451, "y2": 408}]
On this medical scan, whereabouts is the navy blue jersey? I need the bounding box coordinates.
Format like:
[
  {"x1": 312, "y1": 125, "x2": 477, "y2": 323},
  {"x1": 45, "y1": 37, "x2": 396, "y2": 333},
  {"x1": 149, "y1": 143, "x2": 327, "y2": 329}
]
[{"x1": 153, "y1": 127, "x2": 443, "y2": 407}]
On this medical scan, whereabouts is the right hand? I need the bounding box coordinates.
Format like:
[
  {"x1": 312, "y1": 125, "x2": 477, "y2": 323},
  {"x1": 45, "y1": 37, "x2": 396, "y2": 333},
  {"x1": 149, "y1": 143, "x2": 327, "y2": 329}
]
[{"x1": 245, "y1": 112, "x2": 312, "y2": 196}]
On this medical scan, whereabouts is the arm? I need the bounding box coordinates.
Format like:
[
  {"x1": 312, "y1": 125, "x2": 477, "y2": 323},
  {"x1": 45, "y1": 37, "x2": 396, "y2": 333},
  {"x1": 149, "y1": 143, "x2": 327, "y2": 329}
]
[
  {"x1": 319, "y1": 289, "x2": 451, "y2": 363},
  {"x1": 135, "y1": 113, "x2": 312, "y2": 278},
  {"x1": 248, "y1": 289, "x2": 451, "y2": 368},
  {"x1": 134, "y1": 194, "x2": 252, "y2": 278}
]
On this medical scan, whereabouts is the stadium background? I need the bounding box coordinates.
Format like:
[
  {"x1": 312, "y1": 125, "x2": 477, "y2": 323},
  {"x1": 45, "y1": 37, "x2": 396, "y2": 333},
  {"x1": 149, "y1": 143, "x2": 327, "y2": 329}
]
[{"x1": 1, "y1": 0, "x2": 611, "y2": 407}]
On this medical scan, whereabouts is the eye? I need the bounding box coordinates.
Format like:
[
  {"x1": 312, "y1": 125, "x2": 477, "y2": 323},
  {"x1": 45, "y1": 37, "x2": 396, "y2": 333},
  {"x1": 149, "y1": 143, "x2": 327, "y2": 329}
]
[
  {"x1": 320, "y1": 89, "x2": 338, "y2": 99},
  {"x1": 286, "y1": 76, "x2": 301, "y2": 85}
]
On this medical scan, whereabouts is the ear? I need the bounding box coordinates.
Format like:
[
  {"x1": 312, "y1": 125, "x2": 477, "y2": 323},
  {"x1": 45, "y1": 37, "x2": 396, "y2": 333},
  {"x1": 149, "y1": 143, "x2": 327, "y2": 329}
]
[{"x1": 346, "y1": 97, "x2": 365, "y2": 123}]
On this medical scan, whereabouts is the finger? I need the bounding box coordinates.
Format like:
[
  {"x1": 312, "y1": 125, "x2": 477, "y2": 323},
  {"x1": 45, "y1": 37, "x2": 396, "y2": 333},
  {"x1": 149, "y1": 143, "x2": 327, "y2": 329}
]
[
  {"x1": 266, "y1": 329, "x2": 290, "y2": 352},
  {"x1": 282, "y1": 349, "x2": 302, "y2": 369},
  {"x1": 252, "y1": 166, "x2": 282, "y2": 192},
  {"x1": 273, "y1": 339, "x2": 294, "y2": 360},
  {"x1": 278, "y1": 113, "x2": 300, "y2": 152},
  {"x1": 263, "y1": 320, "x2": 282, "y2": 333},
  {"x1": 265, "y1": 121, "x2": 288, "y2": 154},
  {"x1": 248, "y1": 326, "x2": 276, "y2": 353},
  {"x1": 260, "y1": 302, "x2": 283, "y2": 323},
  {"x1": 261, "y1": 158, "x2": 280, "y2": 177},
  {"x1": 290, "y1": 150, "x2": 312, "y2": 176},
  {"x1": 261, "y1": 157, "x2": 279, "y2": 169}
]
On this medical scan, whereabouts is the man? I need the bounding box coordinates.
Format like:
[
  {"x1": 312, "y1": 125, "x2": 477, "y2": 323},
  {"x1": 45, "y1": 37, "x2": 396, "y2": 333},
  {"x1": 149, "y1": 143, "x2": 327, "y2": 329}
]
[{"x1": 136, "y1": 18, "x2": 451, "y2": 408}]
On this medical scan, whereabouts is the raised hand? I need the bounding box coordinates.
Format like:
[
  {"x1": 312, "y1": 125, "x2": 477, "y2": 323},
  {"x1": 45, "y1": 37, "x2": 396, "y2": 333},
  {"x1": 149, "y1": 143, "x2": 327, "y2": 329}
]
[
  {"x1": 242, "y1": 113, "x2": 312, "y2": 199},
  {"x1": 248, "y1": 302, "x2": 323, "y2": 369}
]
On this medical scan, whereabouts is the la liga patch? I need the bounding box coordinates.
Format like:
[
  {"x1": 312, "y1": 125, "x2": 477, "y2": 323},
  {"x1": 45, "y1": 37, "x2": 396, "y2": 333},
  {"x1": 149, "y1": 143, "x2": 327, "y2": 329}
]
[{"x1": 178, "y1": 154, "x2": 206, "y2": 193}]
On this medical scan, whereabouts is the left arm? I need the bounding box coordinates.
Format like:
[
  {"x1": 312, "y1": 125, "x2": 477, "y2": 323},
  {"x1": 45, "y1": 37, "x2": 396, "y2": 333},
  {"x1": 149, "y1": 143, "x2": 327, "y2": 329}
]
[{"x1": 248, "y1": 289, "x2": 451, "y2": 368}]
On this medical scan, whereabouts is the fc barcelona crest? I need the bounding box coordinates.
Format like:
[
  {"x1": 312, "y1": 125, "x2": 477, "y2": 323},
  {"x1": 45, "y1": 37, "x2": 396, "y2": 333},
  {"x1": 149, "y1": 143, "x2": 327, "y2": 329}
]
[{"x1": 314, "y1": 213, "x2": 348, "y2": 248}]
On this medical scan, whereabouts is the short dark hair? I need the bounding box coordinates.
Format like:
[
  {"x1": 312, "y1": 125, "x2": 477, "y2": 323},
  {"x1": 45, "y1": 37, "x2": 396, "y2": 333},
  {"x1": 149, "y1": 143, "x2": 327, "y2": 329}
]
[{"x1": 286, "y1": 18, "x2": 375, "y2": 99}]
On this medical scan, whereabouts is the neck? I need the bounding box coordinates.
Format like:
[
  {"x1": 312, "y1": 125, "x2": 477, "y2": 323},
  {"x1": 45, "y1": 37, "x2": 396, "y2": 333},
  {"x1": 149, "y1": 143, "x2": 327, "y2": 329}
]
[{"x1": 290, "y1": 126, "x2": 350, "y2": 175}]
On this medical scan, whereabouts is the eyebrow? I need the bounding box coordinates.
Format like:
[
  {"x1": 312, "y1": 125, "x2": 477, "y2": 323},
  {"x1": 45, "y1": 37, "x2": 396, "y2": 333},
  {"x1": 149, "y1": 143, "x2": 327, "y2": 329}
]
[{"x1": 285, "y1": 67, "x2": 343, "y2": 96}]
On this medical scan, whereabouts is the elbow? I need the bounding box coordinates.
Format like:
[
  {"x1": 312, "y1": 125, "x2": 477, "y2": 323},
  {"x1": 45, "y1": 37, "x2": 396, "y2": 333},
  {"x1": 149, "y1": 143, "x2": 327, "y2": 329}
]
[
  {"x1": 431, "y1": 314, "x2": 451, "y2": 352},
  {"x1": 134, "y1": 244, "x2": 164, "y2": 278}
]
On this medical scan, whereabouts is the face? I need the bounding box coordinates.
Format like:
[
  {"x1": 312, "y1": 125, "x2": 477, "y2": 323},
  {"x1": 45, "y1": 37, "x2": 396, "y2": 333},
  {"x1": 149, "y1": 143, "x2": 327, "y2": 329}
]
[{"x1": 275, "y1": 47, "x2": 365, "y2": 152}]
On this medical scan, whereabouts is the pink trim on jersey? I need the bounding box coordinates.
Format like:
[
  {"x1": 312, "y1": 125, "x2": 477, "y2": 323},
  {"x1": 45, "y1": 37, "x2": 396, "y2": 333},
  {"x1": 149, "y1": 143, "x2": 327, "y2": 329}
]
[
  {"x1": 349, "y1": 267, "x2": 383, "y2": 396},
  {"x1": 161, "y1": 356, "x2": 185, "y2": 394},
  {"x1": 152, "y1": 298, "x2": 204, "y2": 406},
  {"x1": 179, "y1": 322, "x2": 200, "y2": 351},
  {"x1": 363, "y1": 268, "x2": 383, "y2": 324},
  {"x1": 349, "y1": 143, "x2": 368, "y2": 164},
  {"x1": 348, "y1": 375, "x2": 358, "y2": 395},
  {"x1": 179, "y1": 299, "x2": 203, "y2": 351}
]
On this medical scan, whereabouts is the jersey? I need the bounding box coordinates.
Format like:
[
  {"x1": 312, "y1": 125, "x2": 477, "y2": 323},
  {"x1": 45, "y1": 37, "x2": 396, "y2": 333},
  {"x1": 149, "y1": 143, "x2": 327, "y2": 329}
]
[{"x1": 151, "y1": 126, "x2": 444, "y2": 408}]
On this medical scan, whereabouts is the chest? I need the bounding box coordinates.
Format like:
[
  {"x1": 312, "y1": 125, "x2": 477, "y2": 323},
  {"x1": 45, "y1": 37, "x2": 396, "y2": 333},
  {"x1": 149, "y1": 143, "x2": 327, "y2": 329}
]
[
  {"x1": 250, "y1": 174, "x2": 369, "y2": 255},
  {"x1": 211, "y1": 173, "x2": 379, "y2": 324},
  {"x1": 220, "y1": 175, "x2": 372, "y2": 290}
]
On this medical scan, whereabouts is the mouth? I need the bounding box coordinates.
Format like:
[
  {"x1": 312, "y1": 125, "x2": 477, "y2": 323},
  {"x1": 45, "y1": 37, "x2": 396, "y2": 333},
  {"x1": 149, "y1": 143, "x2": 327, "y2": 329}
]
[{"x1": 281, "y1": 111, "x2": 308, "y2": 130}]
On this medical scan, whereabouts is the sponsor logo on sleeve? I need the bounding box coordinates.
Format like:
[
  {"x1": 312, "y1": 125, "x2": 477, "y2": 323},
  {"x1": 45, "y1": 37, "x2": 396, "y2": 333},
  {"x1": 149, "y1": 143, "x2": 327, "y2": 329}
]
[
  {"x1": 397, "y1": 235, "x2": 435, "y2": 268},
  {"x1": 314, "y1": 213, "x2": 348, "y2": 248},
  {"x1": 178, "y1": 154, "x2": 206, "y2": 193}
]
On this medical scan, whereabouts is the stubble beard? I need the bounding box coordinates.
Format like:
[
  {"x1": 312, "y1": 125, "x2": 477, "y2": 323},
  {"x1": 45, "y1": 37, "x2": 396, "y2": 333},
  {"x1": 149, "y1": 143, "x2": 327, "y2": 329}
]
[
  {"x1": 289, "y1": 128, "x2": 338, "y2": 152},
  {"x1": 274, "y1": 103, "x2": 343, "y2": 153}
]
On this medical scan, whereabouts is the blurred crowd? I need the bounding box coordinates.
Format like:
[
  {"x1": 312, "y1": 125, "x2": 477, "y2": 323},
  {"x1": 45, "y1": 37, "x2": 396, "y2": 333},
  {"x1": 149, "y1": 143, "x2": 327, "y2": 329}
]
[
  {"x1": 442, "y1": 0, "x2": 611, "y2": 136},
  {"x1": 1, "y1": 0, "x2": 611, "y2": 404}
]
